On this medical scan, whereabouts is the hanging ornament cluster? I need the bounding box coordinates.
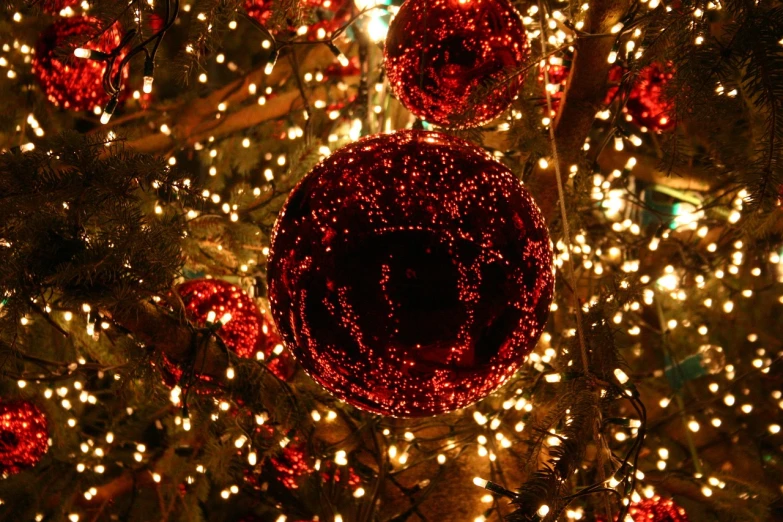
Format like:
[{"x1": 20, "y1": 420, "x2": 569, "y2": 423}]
[
  {"x1": 157, "y1": 279, "x2": 292, "y2": 389},
  {"x1": 0, "y1": 400, "x2": 49, "y2": 476},
  {"x1": 33, "y1": 17, "x2": 127, "y2": 112},
  {"x1": 384, "y1": 0, "x2": 530, "y2": 128},
  {"x1": 268, "y1": 130, "x2": 554, "y2": 417},
  {"x1": 606, "y1": 63, "x2": 675, "y2": 132},
  {"x1": 244, "y1": 0, "x2": 351, "y2": 40}
]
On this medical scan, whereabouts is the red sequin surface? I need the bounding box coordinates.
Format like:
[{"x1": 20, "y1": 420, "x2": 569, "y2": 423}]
[
  {"x1": 270, "y1": 445, "x2": 313, "y2": 489},
  {"x1": 595, "y1": 496, "x2": 689, "y2": 522},
  {"x1": 627, "y1": 496, "x2": 689, "y2": 521},
  {"x1": 384, "y1": 0, "x2": 530, "y2": 128},
  {"x1": 606, "y1": 63, "x2": 675, "y2": 132},
  {"x1": 267, "y1": 130, "x2": 554, "y2": 417},
  {"x1": 33, "y1": 17, "x2": 127, "y2": 112},
  {"x1": 0, "y1": 401, "x2": 49, "y2": 476}
]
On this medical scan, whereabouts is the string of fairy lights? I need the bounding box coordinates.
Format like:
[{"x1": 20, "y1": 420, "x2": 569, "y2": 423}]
[{"x1": 1, "y1": 0, "x2": 782, "y2": 521}]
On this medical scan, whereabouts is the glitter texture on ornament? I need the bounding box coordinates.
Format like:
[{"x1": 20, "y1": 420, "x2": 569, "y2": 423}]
[
  {"x1": 0, "y1": 400, "x2": 49, "y2": 476},
  {"x1": 33, "y1": 17, "x2": 127, "y2": 112}
]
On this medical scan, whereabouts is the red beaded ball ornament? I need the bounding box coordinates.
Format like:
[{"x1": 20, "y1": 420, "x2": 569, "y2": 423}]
[
  {"x1": 156, "y1": 279, "x2": 293, "y2": 388},
  {"x1": 178, "y1": 279, "x2": 282, "y2": 359},
  {"x1": 0, "y1": 401, "x2": 49, "y2": 476},
  {"x1": 33, "y1": 17, "x2": 127, "y2": 112},
  {"x1": 268, "y1": 130, "x2": 554, "y2": 417},
  {"x1": 606, "y1": 63, "x2": 675, "y2": 132},
  {"x1": 595, "y1": 496, "x2": 689, "y2": 522},
  {"x1": 384, "y1": 0, "x2": 530, "y2": 128}
]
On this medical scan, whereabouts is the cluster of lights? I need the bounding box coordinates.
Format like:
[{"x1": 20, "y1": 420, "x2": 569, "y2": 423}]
[{"x1": 2, "y1": 1, "x2": 782, "y2": 521}]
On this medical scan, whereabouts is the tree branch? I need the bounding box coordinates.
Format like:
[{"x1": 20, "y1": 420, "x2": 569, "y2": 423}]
[
  {"x1": 120, "y1": 44, "x2": 353, "y2": 154},
  {"x1": 531, "y1": 0, "x2": 632, "y2": 223}
]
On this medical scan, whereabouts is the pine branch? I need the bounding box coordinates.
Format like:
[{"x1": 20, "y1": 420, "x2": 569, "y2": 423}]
[{"x1": 508, "y1": 377, "x2": 602, "y2": 521}]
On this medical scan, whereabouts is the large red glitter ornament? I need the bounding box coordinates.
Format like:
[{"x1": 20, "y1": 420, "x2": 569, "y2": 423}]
[
  {"x1": 384, "y1": 0, "x2": 530, "y2": 128},
  {"x1": 33, "y1": 17, "x2": 127, "y2": 112},
  {"x1": 606, "y1": 63, "x2": 675, "y2": 132},
  {"x1": 267, "y1": 130, "x2": 554, "y2": 417},
  {"x1": 0, "y1": 401, "x2": 49, "y2": 476}
]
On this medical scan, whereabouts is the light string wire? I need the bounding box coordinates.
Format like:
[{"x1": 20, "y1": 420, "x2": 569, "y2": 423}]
[{"x1": 535, "y1": 2, "x2": 590, "y2": 375}]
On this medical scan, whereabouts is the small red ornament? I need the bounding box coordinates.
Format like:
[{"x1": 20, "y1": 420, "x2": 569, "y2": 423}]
[
  {"x1": 269, "y1": 444, "x2": 360, "y2": 489},
  {"x1": 626, "y1": 496, "x2": 689, "y2": 521},
  {"x1": 538, "y1": 57, "x2": 570, "y2": 114},
  {"x1": 0, "y1": 400, "x2": 49, "y2": 476},
  {"x1": 162, "y1": 279, "x2": 293, "y2": 381},
  {"x1": 178, "y1": 279, "x2": 281, "y2": 359},
  {"x1": 244, "y1": 0, "x2": 276, "y2": 26},
  {"x1": 148, "y1": 13, "x2": 166, "y2": 34},
  {"x1": 156, "y1": 279, "x2": 293, "y2": 389},
  {"x1": 384, "y1": 0, "x2": 530, "y2": 128},
  {"x1": 606, "y1": 63, "x2": 675, "y2": 132},
  {"x1": 269, "y1": 445, "x2": 314, "y2": 489},
  {"x1": 324, "y1": 56, "x2": 361, "y2": 78},
  {"x1": 33, "y1": 17, "x2": 127, "y2": 112},
  {"x1": 268, "y1": 130, "x2": 554, "y2": 417}
]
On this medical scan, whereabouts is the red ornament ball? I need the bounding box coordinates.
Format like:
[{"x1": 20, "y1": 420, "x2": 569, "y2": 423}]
[
  {"x1": 33, "y1": 17, "x2": 127, "y2": 112},
  {"x1": 0, "y1": 400, "x2": 49, "y2": 476},
  {"x1": 244, "y1": 0, "x2": 277, "y2": 26},
  {"x1": 268, "y1": 130, "x2": 554, "y2": 417},
  {"x1": 384, "y1": 0, "x2": 530, "y2": 128},
  {"x1": 178, "y1": 279, "x2": 282, "y2": 360},
  {"x1": 538, "y1": 57, "x2": 570, "y2": 114},
  {"x1": 606, "y1": 63, "x2": 675, "y2": 132},
  {"x1": 244, "y1": 441, "x2": 361, "y2": 491},
  {"x1": 157, "y1": 279, "x2": 293, "y2": 388},
  {"x1": 626, "y1": 496, "x2": 689, "y2": 521}
]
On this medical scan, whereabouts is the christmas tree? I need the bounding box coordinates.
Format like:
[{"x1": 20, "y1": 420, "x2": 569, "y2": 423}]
[{"x1": 0, "y1": 0, "x2": 781, "y2": 520}]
